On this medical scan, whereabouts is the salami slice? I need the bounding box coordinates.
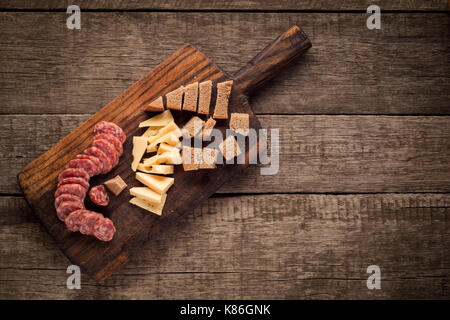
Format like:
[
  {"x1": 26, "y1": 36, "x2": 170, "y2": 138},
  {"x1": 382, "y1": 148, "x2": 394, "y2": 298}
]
[
  {"x1": 93, "y1": 217, "x2": 116, "y2": 242},
  {"x1": 84, "y1": 146, "x2": 112, "y2": 174},
  {"x1": 93, "y1": 139, "x2": 118, "y2": 167},
  {"x1": 55, "y1": 183, "x2": 87, "y2": 200},
  {"x1": 55, "y1": 193, "x2": 82, "y2": 208},
  {"x1": 94, "y1": 133, "x2": 123, "y2": 156},
  {"x1": 79, "y1": 211, "x2": 103, "y2": 235},
  {"x1": 56, "y1": 201, "x2": 84, "y2": 221},
  {"x1": 57, "y1": 176, "x2": 90, "y2": 190},
  {"x1": 58, "y1": 168, "x2": 90, "y2": 182},
  {"x1": 65, "y1": 209, "x2": 88, "y2": 232},
  {"x1": 75, "y1": 154, "x2": 102, "y2": 176},
  {"x1": 94, "y1": 121, "x2": 126, "y2": 144},
  {"x1": 89, "y1": 185, "x2": 110, "y2": 206},
  {"x1": 66, "y1": 158, "x2": 97, "y2": 177}
]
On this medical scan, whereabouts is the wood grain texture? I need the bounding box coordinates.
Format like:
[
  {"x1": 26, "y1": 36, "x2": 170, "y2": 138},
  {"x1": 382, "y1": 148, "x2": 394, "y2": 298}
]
[
  {"x1": 15, "y1": 44, "x2": 235, "y2": 282},
  {"x1": 1, "y1": 3, "x2": 449, "y2": 300},
  {"x1": 0, "y1": 13, "x2": 449, "y2": 115},
  {"x1": 3, "y1": 115, "x2": 450, "y2": 194},
  {"x1": 1, "y1": 193, "x2": 449, "y2": 299},
  {"x1": 15, "y1": 25, "x2": 311, "y2": 281},
  {"x1": 0, "y1": 0, "x2": 447, "y2": 10}
]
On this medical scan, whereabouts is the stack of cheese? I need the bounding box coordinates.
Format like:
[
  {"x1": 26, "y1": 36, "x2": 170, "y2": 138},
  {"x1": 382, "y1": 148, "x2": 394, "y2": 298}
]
[{"x1": 130, "y1": 110, "x2": 182, "y2": 215}]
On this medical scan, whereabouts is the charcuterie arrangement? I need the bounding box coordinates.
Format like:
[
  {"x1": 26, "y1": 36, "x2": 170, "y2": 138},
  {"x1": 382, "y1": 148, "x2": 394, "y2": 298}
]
[
  {"x1": 54, "y1": 80, "x2": 251, "y2": 242},
  {"x1": 19, "y1": 27, "x2": 311, "y2": 281},
  {"x1": 54, "y1": 121, "x2": 126, "y2": 242}
]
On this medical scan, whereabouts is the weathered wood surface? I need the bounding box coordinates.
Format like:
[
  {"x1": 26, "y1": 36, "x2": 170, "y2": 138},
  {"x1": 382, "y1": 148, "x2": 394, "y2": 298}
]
[
  {"x1": 1, "y1": 193, "x2": 449, "y2": 299},
  {"x1": 2, "y1": 115, "x2": 450, "y2": 194},
  {"x1": 1, "y1": 13, "x2": 449, "y2": 115},
  {"x1": 0, "y1": 0, "x2": 448, "y2": 11},
  {"x1": 15, "y1": 25, "x2": 311, "y2": 282},
  {"x1": 1, "y1": 5, "x2": 449, "y2": 299},
  {"x1": 15, "y1": 42, "x2": 252, "y2": 281}
]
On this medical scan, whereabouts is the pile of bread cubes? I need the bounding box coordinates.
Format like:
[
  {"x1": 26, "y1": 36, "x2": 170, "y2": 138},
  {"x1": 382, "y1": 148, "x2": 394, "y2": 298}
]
[{"x1": 129, "y1": 80, "x2": 250, "y2": 215}]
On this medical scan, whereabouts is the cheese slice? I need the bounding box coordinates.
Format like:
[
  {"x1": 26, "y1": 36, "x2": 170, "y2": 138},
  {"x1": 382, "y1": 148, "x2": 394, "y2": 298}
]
[
  {"x1": 147, "y1": 143, "x2": 158, "y2": 153},
  {"x1": 136, "y1": 172, "x2": 174, "y2": 194},
  {"x1": 157, "y1": 150, "x2": 182, "y2": 165},
  {"x1": 181, "y1": 145, "x2": 201, "y2": 171},
  {"x1": 139, "y1": 110, "x2": 174, "y2": 128},
  {"x1": 157, "y1": 142, "x2": 178, "y2": 155},
  {"x1": 137, "y1": 164, "x2": 174, "y2": 175},
  {"x1": 129, "y1": 187, "x2": 163, "y2": 205},
  {"x1": 151, "y1": 165, "x2": 174, "y2": 174},
  {"x1": 147, "y1": 131, "x2": 181, "y2": 152},
  {"x1": 142, "y1": 154, "x2": 160, "y2": 166},
  {"x1": 142, "y1": 126, "x2": 162, "y2": 137},
  {"x1": 130, "y1": 194, "x2": 167, "y2": 216},
  {"x1": 131, "y1": 136, "x2": 148, "y2": 171},
  {"x1": 147, "y1": 121, "x2": 181, "y2": 144}
]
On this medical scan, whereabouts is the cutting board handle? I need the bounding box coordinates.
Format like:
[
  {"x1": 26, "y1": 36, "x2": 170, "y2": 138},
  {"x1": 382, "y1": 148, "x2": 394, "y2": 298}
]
[{"x1": 234, "y1": 25, "x2": 311, "y2": 96}]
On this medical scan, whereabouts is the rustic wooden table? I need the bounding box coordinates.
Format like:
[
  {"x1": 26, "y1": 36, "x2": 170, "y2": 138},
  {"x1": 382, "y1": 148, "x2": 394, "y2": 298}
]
[{"x1": 1, "y1": 1, "x2": 449, "y2": 299}]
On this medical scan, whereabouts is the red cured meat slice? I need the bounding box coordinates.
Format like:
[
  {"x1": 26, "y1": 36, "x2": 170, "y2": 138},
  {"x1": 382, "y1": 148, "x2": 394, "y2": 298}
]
[
  {"x1": 57, "y1": 176, "x2": 89, "y2": 190},
  {"x1": 66, "y1": 158, "x2": 97, "y2": 177},
  {"x1": 92, "y1": 139, "x2": 118, "y2": 167},
  {"x1": 93, "y1": 218, "x2": 116, "y2": 242},
  {"x1": 94, "y1": 121, "x2": 126, "y2": 144},
  {"x1": 65, "y1": 209, "x2": 88, "y2": 232},
  {"x1": 58, "y1": 168, "x2": 90, "y2": 182},
  {"x1": 55, "y1": 193, "x2": 81, "y2": 208},
  {"x1": 89, "y1": 185, "x2": 110, "y2": 206},
  {"x1": 55, "y1": 183, "x2": 87, "y2": 200},
  {"x1": 84, "y1": 146, "x2": 112, "y2": 174},
  {"x1": 79, "y1": 211, "x2": 103, "y2": 235},
  {"x1": 56, "y1": 201, "x2": 84, "y2": 221},
  {"x1": 75, "y1": 154, "x2": 102, "y2": 176},
  {"x1": 94, "y1": 133, "x2": 123, "y2": 156}
]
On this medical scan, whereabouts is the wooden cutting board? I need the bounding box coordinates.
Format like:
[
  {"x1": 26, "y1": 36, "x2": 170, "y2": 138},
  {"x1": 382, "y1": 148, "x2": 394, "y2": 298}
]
[{"x1": 18, "y1": 25, "x2": 311, "y2": 282}]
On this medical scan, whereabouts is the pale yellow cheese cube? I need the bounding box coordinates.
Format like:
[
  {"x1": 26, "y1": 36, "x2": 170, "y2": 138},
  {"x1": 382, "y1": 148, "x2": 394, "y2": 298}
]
[
  {"x1": 136, "y1": 172, "x2": 174, "y2": 194},
  {"x1": 129, "y1": 187, "x2": 163, "y2": 205}
]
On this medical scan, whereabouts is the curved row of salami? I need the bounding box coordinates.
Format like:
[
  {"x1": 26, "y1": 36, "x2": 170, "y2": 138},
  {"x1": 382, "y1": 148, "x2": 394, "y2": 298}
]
[{"x1": 53, "y1": 121, "x2": 125, "y2": 242}]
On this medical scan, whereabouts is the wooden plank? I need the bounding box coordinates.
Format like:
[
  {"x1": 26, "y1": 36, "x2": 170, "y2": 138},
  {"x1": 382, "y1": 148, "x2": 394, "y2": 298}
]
[
  {"x1": 1, "y1": 193, "x2": 449, "y2": 299},
  {"x1": 2, "y1": 114, "x2": 450, "y2": 194},
  {"x1": 14, "y1": 40, "x2": 259, "y2": 281},
  {"x1": 0, "y1": 0, "x2": 447, "y2": 11},
  {"x1": 0, "y1": 13, "x2": 449, "y2": 115},
  {"x1": 15, "y1": 25, "x2": 311, "y2": 282}
]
